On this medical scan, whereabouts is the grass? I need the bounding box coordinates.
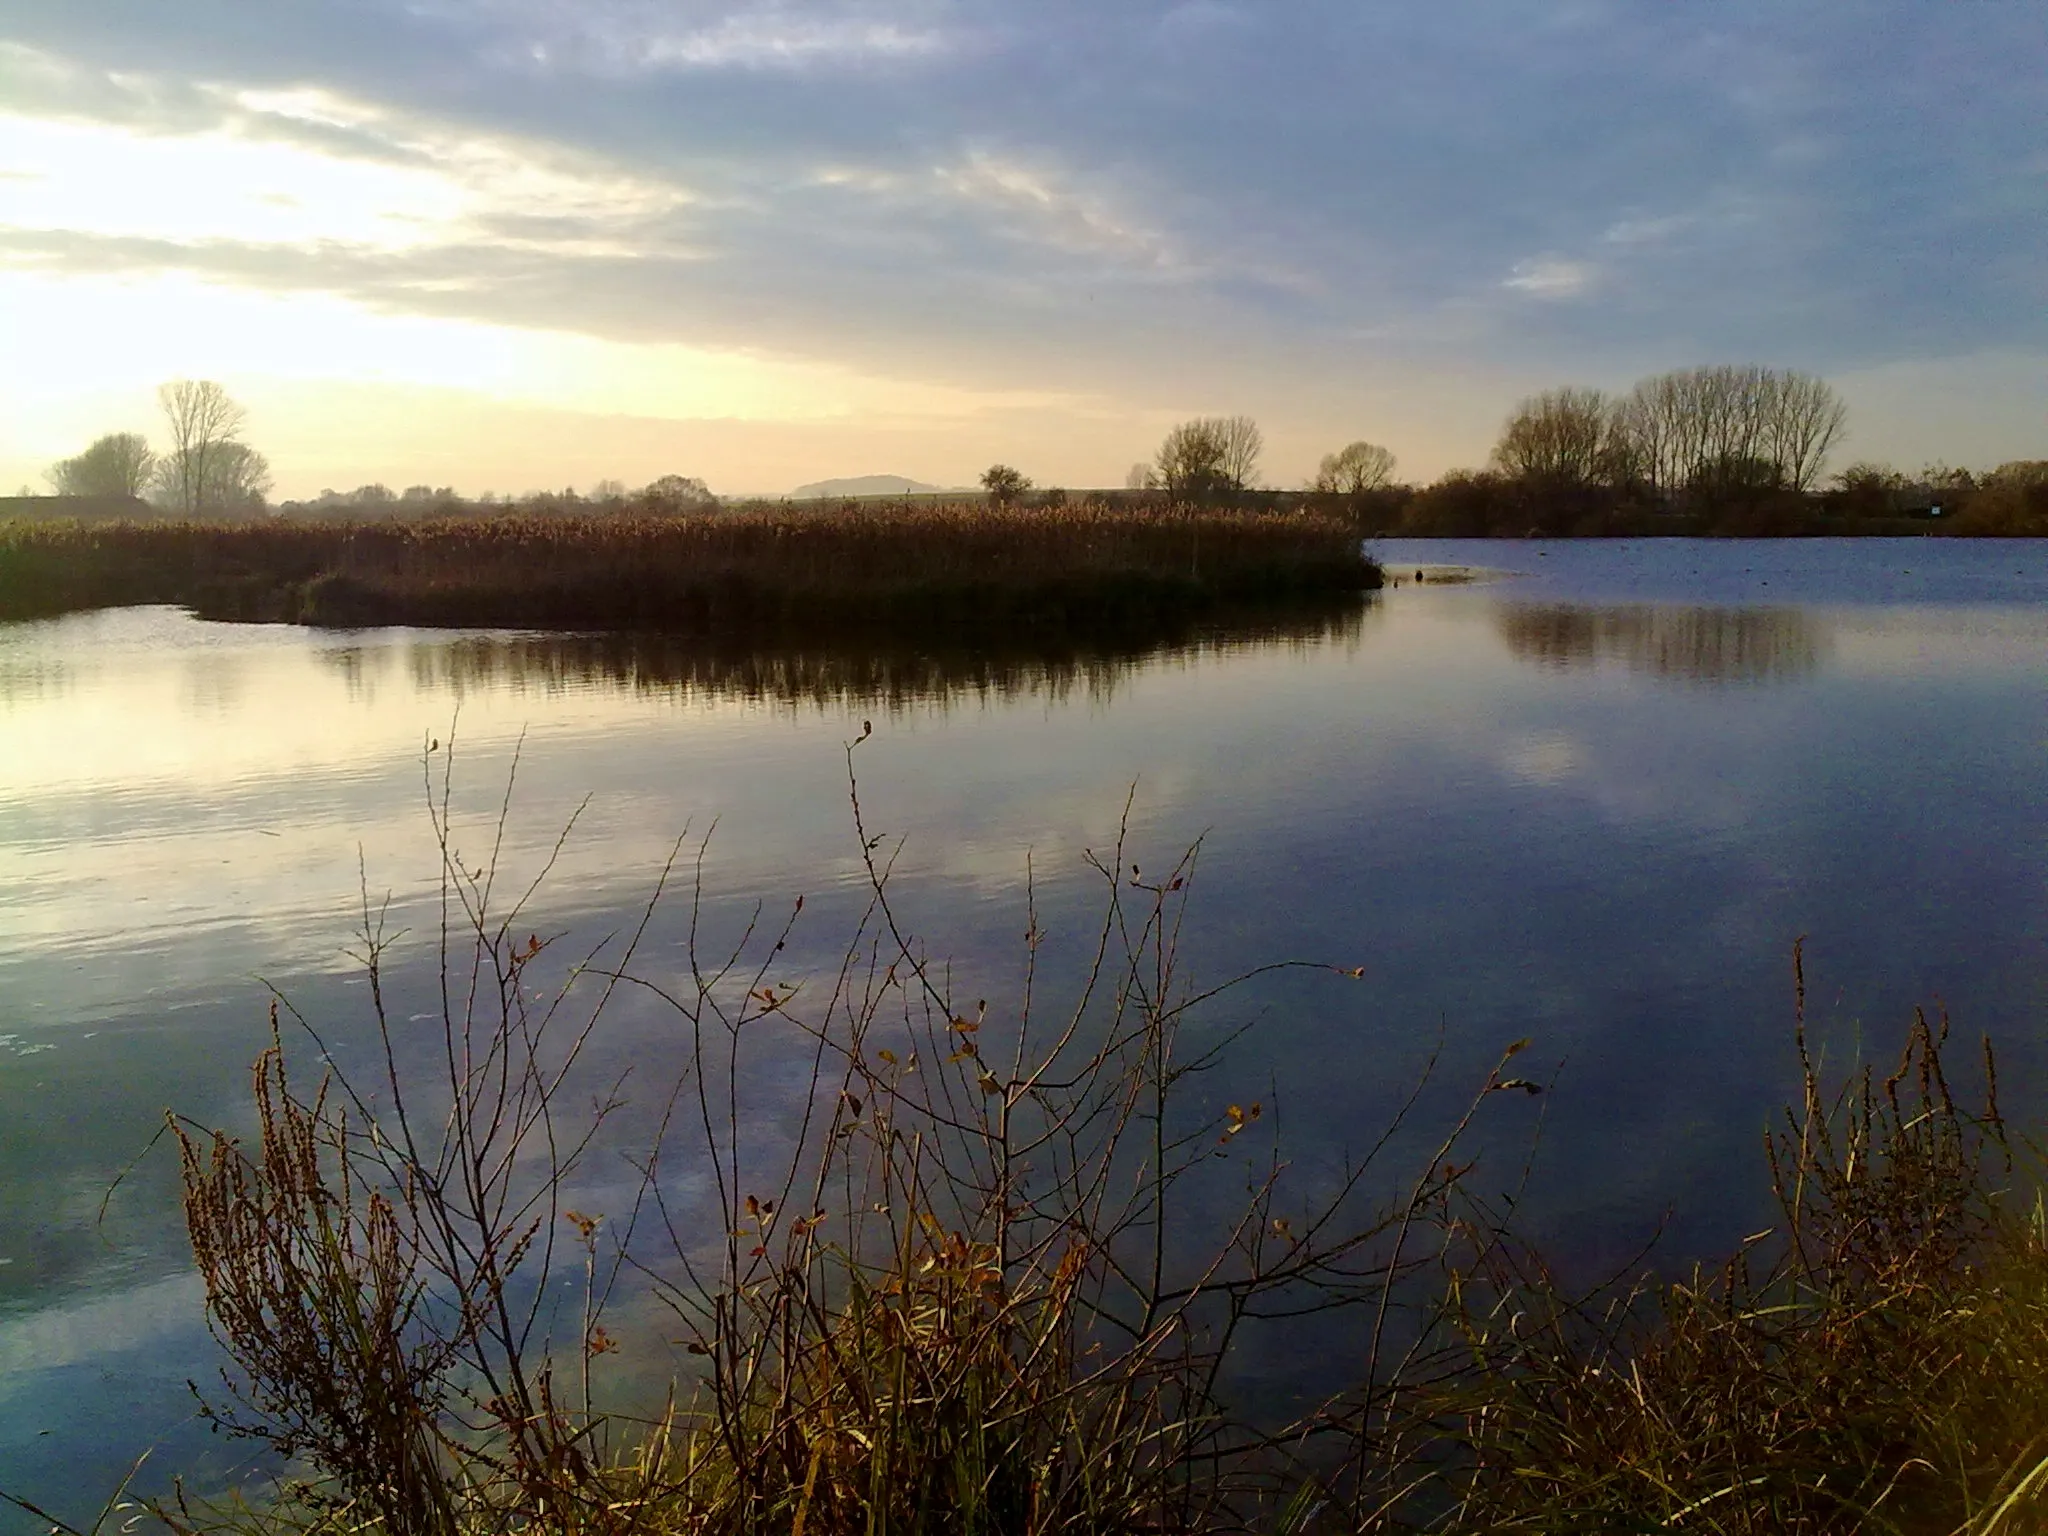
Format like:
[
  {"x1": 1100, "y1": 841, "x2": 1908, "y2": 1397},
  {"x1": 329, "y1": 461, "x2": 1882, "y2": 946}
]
[
  {"x1": 1374, "y1": 948, "x2": 2048, "y2": 1534},
  {"x1": 21, "y1": 755, "x2": 2047, "y2": 1536},
  {"x1": 0, "y1": 503, "x2": 1379, "y2": 638}
]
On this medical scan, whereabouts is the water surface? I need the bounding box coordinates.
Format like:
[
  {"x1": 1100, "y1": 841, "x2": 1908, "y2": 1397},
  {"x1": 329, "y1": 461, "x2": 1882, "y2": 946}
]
[{"x1": 3, "y1": 537, "x2": 2045, "y2": 1520}]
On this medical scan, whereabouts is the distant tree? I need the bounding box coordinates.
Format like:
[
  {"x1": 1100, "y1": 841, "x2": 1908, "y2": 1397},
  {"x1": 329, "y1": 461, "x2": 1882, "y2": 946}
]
[
  {"x1": 1986, "y1": 460, "x2": 2048, "y2": 490},
  {"x1": 1215, "y1": 415, "x2": 1263, "y2": 491},
  {"x1": 198, "y1": 441, "x2": 274, "y2": 514},
  {"x1": 400, "y1": 484, "x2": 438, "y2": 503},
  {"x1": 48, "y1": 432, "x2": 155, "y2": 499},
  {"x1": 1688, "y1": 452, "x2": 1784, "y2": 500},
  {"x1": 1613, "y1": 366, "x2": 1845, "y2": 495},
  {"x1": 1916, "y1": 463, "x2": 1977, "y2": 494},
  {"x1": 1311, "y1": 440, "x2": 1397, "y2": 496},
  {"x1": 1759, "y1": 370, "x2": 1848, "y2": 493},
  {"x1": 1153, "y1": 419, "x2": 1235, "y2": 500},
  {"x1": 642, "y1": 474, "x2": 717, "y2": 511},
  {"x1": 1833, "y1": 463, "x2": 1903, "y2": 493},
  {"x1": 589, "y1": 479, "x2": 628, "y2": 502},
  {"x1": 1492, "y1": 388, "x2": 1611, "y2": 486},
  {"x1": 980, "y1": 463, "x2": 1031, "y2": 506},
  {"x1": 1955, "y1": 461, "x2": 2048, "y2": 536},
  {"x1": 1125, "y1": 462, "x2": 1159, "y2": 491},
  {"x1": 157, "y1": 380, "x2": 251, "y2": 516}
]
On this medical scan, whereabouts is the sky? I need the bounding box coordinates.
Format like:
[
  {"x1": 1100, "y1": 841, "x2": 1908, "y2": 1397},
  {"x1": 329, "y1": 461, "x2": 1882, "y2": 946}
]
[{"x1": 1, "y1": 1, "x2": 2043, "y2": 499}]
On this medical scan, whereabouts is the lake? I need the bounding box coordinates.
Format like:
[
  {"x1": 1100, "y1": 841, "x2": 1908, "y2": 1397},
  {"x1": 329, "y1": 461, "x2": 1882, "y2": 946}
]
[{"x1": 3, "y1": 536, "x2": 2045, "y2": 1521}]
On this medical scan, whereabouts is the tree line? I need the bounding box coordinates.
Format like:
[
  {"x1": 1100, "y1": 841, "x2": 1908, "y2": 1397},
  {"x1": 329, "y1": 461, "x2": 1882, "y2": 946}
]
[
  {"x1": 48, "y1": 381, "x2": 274, "y2": 515},
  {"x1": 984, "y1": 362, "x2": 2039, "y2": 536},
  {"x1": 44, "y1": 364, "x2": 2042, "y2": 536},
  {"x1": 980, "y1": 365, "x2": 1852, "y2": 519}
]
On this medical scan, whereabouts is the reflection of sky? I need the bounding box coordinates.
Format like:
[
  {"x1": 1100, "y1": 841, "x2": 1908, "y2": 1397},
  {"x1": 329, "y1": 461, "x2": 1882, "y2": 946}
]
[{"x1": 4, "y1": 540, "x2": 2048, "y2": 1513}]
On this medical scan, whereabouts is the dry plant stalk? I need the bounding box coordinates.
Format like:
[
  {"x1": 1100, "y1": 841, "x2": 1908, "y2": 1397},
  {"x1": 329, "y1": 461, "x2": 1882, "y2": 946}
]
[
  {"x1": 1385, "y1": 940, "x2": 2048, "y2": 1536},
  {"x1": 163, "y1": 733, "x2": 1513, "y2": 1536}
]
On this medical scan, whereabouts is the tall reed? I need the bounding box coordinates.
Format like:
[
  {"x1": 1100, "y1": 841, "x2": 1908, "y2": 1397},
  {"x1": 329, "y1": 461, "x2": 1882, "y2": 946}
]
[{"x1": 0, "y1": 504, "x2": 1377, "y2": 631}]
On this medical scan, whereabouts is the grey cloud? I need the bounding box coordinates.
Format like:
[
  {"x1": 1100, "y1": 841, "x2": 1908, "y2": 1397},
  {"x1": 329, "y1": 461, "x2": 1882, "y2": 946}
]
[{"x1": 2, "y1": 0, "x2": 2043, "y2": 393}]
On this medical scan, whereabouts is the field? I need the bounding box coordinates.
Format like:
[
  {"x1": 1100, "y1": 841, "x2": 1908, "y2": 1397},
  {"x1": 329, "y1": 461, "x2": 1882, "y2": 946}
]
[{"x1": 0, "y1": 503, "x2": 1379, "y2": 639}]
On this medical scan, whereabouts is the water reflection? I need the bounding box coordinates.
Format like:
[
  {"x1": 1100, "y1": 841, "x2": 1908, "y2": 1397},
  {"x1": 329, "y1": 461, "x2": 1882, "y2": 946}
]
[
  {"x1": 1496, "y1": 603, "x2": 1827, "y2": 684},
  {"x1": 319, "y1": 598, "x2": 1376, "y2": 712},
  {"x1": 0, "y1": 653, "x2": 74, "y2": 705}
]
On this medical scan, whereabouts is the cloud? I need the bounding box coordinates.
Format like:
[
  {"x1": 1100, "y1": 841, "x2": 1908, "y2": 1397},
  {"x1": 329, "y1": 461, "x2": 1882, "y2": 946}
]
[
  {"x1": 417, "y1": 1, "x2": 962, "y2": 76},
  {"x1": 635, "y1": 14, "x2": 951, "y2": 70},
  {"x1": 1503, "y1": 257, "x2": 1599, "y2": 300},
  {"x1": 0, "y1": 0, "x2": 2042, "y2": 474},
  {"x1": 932, "y1": 150, "x2": 1181, "y2": 269}
]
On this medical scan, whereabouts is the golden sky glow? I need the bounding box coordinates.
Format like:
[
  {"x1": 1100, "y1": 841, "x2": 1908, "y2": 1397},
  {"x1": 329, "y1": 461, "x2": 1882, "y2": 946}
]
[
  {"x1": 1, "y1": 8, "x2": 2040, "y2": 499},
  {"x1": 0, "y1": 105, "x2": 1211, "y2": 496}
]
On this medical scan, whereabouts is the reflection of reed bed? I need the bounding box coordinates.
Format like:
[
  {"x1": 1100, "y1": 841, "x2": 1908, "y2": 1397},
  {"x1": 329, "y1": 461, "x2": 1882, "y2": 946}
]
[
  {"x1": 340, "y1": 595, "x2": 1372, "y2": 711},
  {"x1": 0, "y1": 507, "x2": 1378, "y2": 634},
  {"x1": 1497, "y1": 602, "x2": 1827, "y2": 683}
]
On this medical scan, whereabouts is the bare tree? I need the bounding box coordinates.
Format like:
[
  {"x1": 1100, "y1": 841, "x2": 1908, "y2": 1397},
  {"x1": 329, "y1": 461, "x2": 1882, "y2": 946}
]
[
  {"x1": 1491, "y1": 388, "x2": 1611, "y2": 485},
  {"x1": 1759, "y1": 371, "x2": 1847, "y2": 492},
  {"x1": 1616, "y1": 366, "x2": 1846, "y2": 495},
  {"x1": 157, "y1": 380, "x2": 250, "y2": 516},
  {"x1": 1124, "y1": 461, "x2": 1158, "y2": 491},
  {"x1": 1154, "y1": 416, "x2": 1260, "y2": 500},
  {"x1": 1311, "y1": 440, "x2": 1397, "y2": 495},
  {"x1": 48, "y1": 432, "x2": 156, "y2": 499},
  {"x1": 1154, "y1": 419, "x2": 1230, "y2": 500},
  {"x1": 1216, "y1": 414, "x2": 1263, "y2": 491}
]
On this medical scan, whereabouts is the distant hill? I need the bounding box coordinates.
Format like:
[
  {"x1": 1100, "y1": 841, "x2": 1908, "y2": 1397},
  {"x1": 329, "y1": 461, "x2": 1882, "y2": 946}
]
[{"x1": 788, "y1": 475, "x2": 955, "y2": 499}]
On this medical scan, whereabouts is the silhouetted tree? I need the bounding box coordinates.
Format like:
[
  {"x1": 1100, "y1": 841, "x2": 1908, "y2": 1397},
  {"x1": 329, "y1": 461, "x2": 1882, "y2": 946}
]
[
  {"x1": 1613, "y1": 366, "x2": 1845, "y2": 495},
  {"x1": 196, "y1": 441, "x2": 273, "y2": 514},
  {"x1": 157, "y1": 379, "x2": 252, "y2": 516},
  {"x1": 642, "y1": 474, "x2": 717, "y2": 511},
  {"x1": 1311, "y1": 440, "x2": 1397, "y2": 495},
  {"x1": 48, "y1": 432, "x2": 155, "y2": 499},
  {"x1": 980, "y1": 464, "x2": 1031, "y2": 506},
  {"x1": 1154, "y1": 420, "x2": 1228, "y2": 500},
  {"x1": 1492, "y1": 388, "x2": 1612, "y2": 486},
  {"x1": 1216, "y1": 415, "x2": 1263, "y2": 492}
]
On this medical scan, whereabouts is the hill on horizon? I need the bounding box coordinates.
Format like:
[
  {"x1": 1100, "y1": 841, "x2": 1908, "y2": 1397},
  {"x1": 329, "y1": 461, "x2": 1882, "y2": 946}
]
[{"x1": 787, "y1": 474, "x2": 958, "y2": 499}]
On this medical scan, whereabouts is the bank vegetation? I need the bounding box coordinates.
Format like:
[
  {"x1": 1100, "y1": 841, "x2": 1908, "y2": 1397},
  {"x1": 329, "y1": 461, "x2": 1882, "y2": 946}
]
[{"x1": 0, "y1": 502, "x2": 1378, "y2": 636}]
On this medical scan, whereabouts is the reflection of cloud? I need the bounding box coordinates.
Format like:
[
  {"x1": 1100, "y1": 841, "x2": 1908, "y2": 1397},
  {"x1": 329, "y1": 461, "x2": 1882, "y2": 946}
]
[
  {"x1": 318, "y1": 597, "x2": 1374, "y2": 715},
  {"x1": 1497, "y1": 604, "x2": 1828, "y2": 684},
  {"x1": 1502, "y1": 731, "x2": 1580, "y2": 785},
  {"x1": 0, "y1": 1270, "x2": 202, "y2": 1378}
]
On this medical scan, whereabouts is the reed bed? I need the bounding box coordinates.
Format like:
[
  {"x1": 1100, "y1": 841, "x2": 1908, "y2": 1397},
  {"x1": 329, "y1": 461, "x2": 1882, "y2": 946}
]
[{"x1": 0, "y1": 504, "x2": 1378, "y2": 635}]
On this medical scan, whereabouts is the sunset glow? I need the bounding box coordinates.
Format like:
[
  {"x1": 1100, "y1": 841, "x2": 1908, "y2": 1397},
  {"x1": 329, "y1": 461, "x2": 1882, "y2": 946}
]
[{"x1": 0, "y1": 9, "x2": 2040, "y2": 497}]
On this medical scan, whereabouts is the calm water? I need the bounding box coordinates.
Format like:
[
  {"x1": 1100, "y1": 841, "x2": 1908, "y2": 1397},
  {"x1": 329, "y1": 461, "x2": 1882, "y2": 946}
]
[{"x1": 3, "y1": 537, "x2": 2046, "y2": 1520}]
